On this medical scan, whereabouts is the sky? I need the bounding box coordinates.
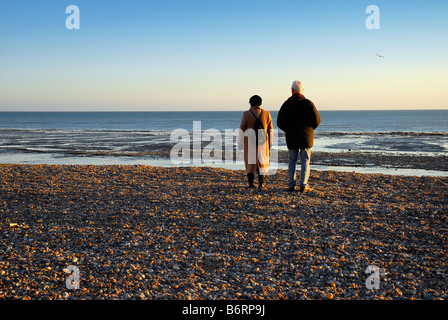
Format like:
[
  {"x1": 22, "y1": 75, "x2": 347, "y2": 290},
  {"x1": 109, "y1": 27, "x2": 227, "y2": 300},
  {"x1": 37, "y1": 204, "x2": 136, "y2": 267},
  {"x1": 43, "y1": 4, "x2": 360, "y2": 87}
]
[{"x1": 0, "y1": 0, "x2": 447, "y2": 111}]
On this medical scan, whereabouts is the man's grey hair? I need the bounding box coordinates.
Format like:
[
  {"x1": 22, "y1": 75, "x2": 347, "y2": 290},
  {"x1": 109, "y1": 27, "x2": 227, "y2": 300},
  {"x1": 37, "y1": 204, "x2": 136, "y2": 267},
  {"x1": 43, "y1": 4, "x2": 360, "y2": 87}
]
[{"x1": 291, "y1": 80, "x2": 303, "y2": 94}]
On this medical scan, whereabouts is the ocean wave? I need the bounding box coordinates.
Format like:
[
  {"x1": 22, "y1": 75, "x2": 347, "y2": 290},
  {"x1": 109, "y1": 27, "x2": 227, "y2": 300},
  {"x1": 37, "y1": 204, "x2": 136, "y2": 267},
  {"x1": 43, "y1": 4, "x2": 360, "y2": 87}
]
[
  {"x1": 0, "y1": 127, "x2": 446, "y2": 136},
  {"x1": 316, "y1": 131, "x2": 448, "y2": 137},
  {"x1": 0, "y1": 128, "x2": 171, "y2": 135}
]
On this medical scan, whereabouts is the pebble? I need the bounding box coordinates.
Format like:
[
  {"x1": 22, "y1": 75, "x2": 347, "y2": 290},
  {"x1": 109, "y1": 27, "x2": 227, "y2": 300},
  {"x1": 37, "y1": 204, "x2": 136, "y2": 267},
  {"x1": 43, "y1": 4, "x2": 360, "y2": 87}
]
[{"x1": 0, "y1": 164, "x2": 447, "y2": 300}]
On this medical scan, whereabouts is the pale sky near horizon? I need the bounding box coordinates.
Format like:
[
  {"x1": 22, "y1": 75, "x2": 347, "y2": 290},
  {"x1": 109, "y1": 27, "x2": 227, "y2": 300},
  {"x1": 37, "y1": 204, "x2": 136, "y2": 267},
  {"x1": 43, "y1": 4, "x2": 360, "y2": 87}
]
[{"x1": 1, "y1": 0, "x2": 447, "y2": 111}]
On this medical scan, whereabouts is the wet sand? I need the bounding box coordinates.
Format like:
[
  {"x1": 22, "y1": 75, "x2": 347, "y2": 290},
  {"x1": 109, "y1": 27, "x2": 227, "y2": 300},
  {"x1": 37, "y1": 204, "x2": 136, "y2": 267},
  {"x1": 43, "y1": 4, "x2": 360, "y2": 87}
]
[
  {"x1": 295, "y1": 151, "x2": 448, "y2": 172},
  {"x1": 116, "y1": 149, "x2": 448, "y2": 172},
  {"x1": 0, "y1": 164, "x2": 447, "y2": 300}
]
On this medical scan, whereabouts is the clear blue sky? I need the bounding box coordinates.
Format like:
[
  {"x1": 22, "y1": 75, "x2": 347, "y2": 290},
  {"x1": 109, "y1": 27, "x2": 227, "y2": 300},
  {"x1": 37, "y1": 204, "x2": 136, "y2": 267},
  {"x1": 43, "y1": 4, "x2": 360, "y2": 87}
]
[{"x1": 1, "y1": 0, "x2": 447, "y2": 111}]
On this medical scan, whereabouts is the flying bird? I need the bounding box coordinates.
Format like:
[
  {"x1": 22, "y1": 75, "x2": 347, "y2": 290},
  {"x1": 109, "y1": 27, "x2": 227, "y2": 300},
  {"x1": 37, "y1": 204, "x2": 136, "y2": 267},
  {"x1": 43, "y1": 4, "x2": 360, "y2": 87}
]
[{"x1": 376, "y1": 54, "x2": 385, "y2": 58}]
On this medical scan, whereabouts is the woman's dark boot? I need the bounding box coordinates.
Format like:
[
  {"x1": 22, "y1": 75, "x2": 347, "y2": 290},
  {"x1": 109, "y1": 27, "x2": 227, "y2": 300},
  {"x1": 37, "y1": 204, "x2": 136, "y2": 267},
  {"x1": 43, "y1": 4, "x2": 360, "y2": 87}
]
[
  {"x1": 258, "y1": 175, "x2": 265, "y2": 189},
  {"x1": 247, "y1": 173, "x2": 255, "y2": 188}
]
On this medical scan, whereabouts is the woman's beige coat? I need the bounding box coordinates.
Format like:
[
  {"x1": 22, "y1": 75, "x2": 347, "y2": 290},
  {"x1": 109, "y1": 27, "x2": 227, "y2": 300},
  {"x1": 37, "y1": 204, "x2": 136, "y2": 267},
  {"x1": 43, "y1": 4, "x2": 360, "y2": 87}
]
[{"x1": 238, "y1": 106, "x2": 274, "y2": 174}]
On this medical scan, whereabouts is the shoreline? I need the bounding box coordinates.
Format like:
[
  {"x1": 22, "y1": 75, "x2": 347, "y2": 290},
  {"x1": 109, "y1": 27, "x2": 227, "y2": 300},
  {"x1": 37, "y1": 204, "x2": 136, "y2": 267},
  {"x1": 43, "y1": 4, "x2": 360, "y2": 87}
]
[
  {"x1": 1, "y1": 149, "x2": 447, "y2": 177},
  {"x1": 1, "y1": 164, "x2": 447, "y2": 300}
]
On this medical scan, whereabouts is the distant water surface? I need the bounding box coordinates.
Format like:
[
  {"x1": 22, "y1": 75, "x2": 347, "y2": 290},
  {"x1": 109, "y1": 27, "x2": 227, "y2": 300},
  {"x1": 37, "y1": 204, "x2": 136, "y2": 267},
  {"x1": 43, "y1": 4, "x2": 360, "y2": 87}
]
[
  {"x1": 0, "y1": 110, "x2": 447, "y2": 133},
  {"x1": 0, "y1": 110, "x2": 446, "y2": 174}
]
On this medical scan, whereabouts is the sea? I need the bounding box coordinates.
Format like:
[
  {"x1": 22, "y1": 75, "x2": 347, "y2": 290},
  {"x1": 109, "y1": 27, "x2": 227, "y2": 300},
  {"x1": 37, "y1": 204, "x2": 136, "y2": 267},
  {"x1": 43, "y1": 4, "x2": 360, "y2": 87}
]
[{"x1": 0, "y1": 110, "x2": 447, "y2": 176}]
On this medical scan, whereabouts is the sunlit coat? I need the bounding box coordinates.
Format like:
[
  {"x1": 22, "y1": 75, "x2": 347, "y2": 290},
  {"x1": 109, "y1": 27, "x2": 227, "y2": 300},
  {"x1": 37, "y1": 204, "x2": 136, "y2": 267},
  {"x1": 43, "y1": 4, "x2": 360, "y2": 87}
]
[{"x1": 238, "y1": 106, "x2": 274, "y2": 174}]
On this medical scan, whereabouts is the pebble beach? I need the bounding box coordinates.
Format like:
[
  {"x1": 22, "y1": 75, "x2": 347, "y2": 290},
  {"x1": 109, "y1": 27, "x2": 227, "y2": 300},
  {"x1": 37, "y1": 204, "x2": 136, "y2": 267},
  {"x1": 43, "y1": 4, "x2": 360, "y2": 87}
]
[{"x1": 0, "y1": 164, "x2": 447, "y2": 300}]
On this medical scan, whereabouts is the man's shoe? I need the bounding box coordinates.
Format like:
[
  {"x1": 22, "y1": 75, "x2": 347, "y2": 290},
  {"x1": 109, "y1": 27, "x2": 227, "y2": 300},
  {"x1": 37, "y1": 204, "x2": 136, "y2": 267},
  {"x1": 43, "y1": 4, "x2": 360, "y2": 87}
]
[
  {"x1": 299, "y1": 186, "x2": 313, "y2": 193},
  {"x1": 286, "y1": 186, "x2": 298, "y2": 192}
]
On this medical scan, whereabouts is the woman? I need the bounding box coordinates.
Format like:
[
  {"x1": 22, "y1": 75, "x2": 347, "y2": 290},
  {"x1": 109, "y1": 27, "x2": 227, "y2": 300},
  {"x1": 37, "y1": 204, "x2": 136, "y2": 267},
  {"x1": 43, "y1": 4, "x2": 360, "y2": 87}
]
[{"x1": 238, "y1": 95, "x2": 273, "y2": 188}]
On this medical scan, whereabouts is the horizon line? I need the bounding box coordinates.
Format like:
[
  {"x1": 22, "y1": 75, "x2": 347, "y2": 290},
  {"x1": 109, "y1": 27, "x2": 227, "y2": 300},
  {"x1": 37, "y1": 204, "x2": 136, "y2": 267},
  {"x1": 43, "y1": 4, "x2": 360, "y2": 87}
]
[{"x1": 0, "y1": 108, "x2": 447, "y2": 112}]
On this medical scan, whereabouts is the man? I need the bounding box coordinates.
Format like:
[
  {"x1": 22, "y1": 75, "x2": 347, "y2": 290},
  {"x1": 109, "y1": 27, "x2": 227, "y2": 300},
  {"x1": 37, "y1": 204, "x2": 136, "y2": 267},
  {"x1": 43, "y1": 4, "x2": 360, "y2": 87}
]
[
  {"x1": 238, "y1": 95, "x2": 273, "y2": 188},
  {"x1": 277, "y1": 80, "x2": 321, "y2": 193}
]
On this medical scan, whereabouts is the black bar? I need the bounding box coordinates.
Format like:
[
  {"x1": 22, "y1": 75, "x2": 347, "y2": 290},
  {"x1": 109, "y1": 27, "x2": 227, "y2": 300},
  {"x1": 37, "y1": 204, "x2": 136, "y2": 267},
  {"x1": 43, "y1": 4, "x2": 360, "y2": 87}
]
[{"x1": 1, "y1": 300, "x2": 447, "y2": 318}]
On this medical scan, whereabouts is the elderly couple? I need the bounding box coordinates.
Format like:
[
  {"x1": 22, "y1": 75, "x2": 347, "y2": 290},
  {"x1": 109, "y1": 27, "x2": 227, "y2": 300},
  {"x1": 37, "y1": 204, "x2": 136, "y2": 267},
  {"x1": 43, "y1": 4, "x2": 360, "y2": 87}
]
[{"x1": 238, "y1": 80, "x2": 321, "y2": 192}]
